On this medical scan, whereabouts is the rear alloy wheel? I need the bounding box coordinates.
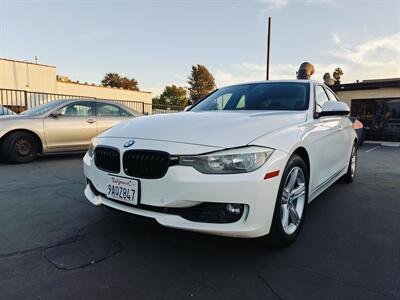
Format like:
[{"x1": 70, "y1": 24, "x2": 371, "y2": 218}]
[
  {"x1": 1, "y1": 132, "x2": 39, "y2": 163},
  {"x1": 340, "y1": 143, "x2": 357, "y2": 183},
  {"x1": 269, "y1": 155, "x2": 308, "y2": 247}
]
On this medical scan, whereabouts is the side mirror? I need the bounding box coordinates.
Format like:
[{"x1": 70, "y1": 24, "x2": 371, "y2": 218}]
[
  {"x1": 183, "y1": 105, "x2": 192, "y2": 112},
  {"x1": 50, "y1": 111, "x2": 62, "y2": 118},
  {"x1": 317, "y1": 101, "x2": 350, "y2": 118}
]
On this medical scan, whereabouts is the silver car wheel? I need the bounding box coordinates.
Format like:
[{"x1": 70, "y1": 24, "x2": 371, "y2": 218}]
[{"x1": 281, "y1": 166, "x2": 306, "y2": 235}]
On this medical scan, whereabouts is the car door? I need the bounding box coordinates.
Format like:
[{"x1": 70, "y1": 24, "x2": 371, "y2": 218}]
[
  {"x1": 95, "y1": 102, "x2": 131, "y2": 135},
  {"x1": 325, "y1": 87, "x2": 352, "y2": 169},
  {"x1": 307, "y1": 85, "x2": 344, "y2": 192},
  {"x1": 44, "y1": 101, "x2": 97, "y2": 150}
]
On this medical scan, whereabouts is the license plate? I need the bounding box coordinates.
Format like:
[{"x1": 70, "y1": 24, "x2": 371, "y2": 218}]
[{"x1": 106, "y1": 175, "x2": 139, "y2": 205}]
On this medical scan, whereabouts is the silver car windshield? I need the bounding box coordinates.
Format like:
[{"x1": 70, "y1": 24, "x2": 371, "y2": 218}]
[
  {"x1": 0, "y1": 106, "x2": 15, "y2": 115},
  {"x1": 21, "y1": 100, "x2": 67, "y2": 116}
]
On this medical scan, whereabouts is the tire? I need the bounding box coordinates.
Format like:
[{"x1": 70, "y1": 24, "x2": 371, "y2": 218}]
[
  {"x1": 269, "y1": 154, "x2": 309, "y2": 247},
  {"x1": 340, "y1": 142, "x2": 357, "y2": 183},
  {"x1": 1, "y1": 131, "x2": 39, "y2": 163}
]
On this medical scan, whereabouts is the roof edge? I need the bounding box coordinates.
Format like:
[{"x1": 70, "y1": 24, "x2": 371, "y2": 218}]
[{"x1": 0, "y1": 57, "x2": 56, "y2": 68}]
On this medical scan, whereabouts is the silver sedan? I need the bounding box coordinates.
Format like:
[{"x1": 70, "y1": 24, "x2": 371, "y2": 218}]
[{"x1": 0, "y1": 99, "x2": 141, "y2": 163}]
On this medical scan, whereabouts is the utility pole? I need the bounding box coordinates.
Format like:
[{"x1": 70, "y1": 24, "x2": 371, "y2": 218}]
[{"x1": 266, "y1": 17, "x2": 271, "y2": 80}]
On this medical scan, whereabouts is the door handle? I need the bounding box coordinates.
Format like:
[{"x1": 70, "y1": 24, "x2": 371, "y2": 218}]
[{"x1": 87, "y1": 119, "x2": 96, "y2": 124}]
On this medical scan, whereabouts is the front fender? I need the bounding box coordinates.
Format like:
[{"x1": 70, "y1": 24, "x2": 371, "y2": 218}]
[{"x1": 0, "y1": 119, "x2": 46, "y2": 151}]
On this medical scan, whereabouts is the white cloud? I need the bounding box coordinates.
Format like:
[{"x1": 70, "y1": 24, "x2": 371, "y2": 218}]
[
  {"x1": 259, "y1": 0, "x2": 289, "y2": 10},
  {"x1": 331, "y1": 32, "x2": 400, "y2": 67},
  {"x1": 146, "y1": 32, "x2": 400, "y2": 94},
  {"x1": 214, "y1": 60, "x2": 400, "y2": 87},
  {"x1": 213, "y1": 32, "x2": 400, "y2": 87},
  {"x1": 303, "y1": 0, "x2": 338, "y2": 5},
  {"x1": 214, "y1": 62, "x2": 344, "y2": 87},
  {"x1": 259, "y1": 0, "x2": 338, "y2": 11}
]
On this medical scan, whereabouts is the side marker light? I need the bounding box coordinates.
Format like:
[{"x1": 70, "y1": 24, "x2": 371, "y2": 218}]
[{"x1": 264, "y1": 170, "x2": 280, "y2": 180}]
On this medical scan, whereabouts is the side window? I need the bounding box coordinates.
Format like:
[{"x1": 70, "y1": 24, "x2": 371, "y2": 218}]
[
  {"x1": 96, "y1": 103, "x2": 129, "y2": 117},
  {"x1": 325, "y1": 88, "x2": 339, "y2": 102},
  {"x1": 236, "y1": 95, "x2": 246, "y2": 109},
  {"x1": 59, "y1": 102, "x2": 93, "y2": 117},
  {"x1": 315, "y1": 85, "x2": 330, "y2": 113},
  {"x1": 215, "y1": 93, "x2": 232, "y2": 110}
]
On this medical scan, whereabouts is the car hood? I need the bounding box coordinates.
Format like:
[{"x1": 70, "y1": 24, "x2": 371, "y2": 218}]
[
  {"x1": 0, "y1": 114, "x2": 39, "y2": 121},
  {"x1": 100, "y1": 111, "x2": 307, "y2": 148}
]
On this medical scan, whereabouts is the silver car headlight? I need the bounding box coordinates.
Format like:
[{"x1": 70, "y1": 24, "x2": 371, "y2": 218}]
[{"x1": 179, "y1": 146, "x2": 274, "y2": 174}]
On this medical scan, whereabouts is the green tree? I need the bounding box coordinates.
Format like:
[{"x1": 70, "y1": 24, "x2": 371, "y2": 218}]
[
  {"x1": 159, "y1": 85, "x2": 188, "y2": 108},
  {"x1": 152, "y1": 96, "x2": 165, "y2": 107},
  {"x1": 187, "y1": 65, "x2": 216, "y2": 104},
  {"x1": 101, "y1": 73, "x2": 139, "y2": 91},
  {"x1": 332, "y1": 68, "x2": 344, "y2": 84}
]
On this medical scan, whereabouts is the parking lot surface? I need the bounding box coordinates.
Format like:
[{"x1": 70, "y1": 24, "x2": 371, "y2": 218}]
[{"x1": 1, "y1": 145, "x2": 399, "y2": 300}]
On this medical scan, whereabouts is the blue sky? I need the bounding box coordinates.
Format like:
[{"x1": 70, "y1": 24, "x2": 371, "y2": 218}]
[{"x1": 1, "y1": 0, "x2": 399, "y2": 95}]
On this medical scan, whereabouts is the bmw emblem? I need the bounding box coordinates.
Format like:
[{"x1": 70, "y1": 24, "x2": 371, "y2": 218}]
[{"x1": 123, "y1": 140, "x2": 135, "y2": 148}]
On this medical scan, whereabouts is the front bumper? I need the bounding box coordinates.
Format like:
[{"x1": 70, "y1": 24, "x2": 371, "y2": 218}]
[{"x1": 83, "y1": 138, "x2": 289, "y2": 238}]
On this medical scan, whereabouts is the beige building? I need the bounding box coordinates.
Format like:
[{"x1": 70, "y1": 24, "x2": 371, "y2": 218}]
[
  {"x1": 334, "y1": 78, "x2": 400, "y2": 107},
  {"x1": 333, "y1": 78, "x2": 400, "y2": 141},
  {"x1": 0, "y1": 58, "x2": 152, "y2": 113}
]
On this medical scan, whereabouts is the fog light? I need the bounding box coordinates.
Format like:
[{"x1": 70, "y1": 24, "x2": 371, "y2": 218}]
[{"x1": 225, "y1": 204, "x2": 242, "y2": 215}]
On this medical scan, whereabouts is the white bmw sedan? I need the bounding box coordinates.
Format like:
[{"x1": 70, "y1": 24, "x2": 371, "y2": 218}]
[{"x1": 83, "y1": 80, "x2": 357, "y2": 246}]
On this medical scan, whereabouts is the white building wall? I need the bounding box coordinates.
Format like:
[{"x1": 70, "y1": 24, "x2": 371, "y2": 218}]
[
  {"x1": 56, "y1": 81, "x2": 152, "y2": 103},
  {"x1": 0, "y1": 58, "x2": 152, "y2": 109},
  {"x1": 0, "y1": 59, "x2": 57, "y2": 93},
  {"x1": 336, "y1": 88, "x2": 400, "y2": 107}
]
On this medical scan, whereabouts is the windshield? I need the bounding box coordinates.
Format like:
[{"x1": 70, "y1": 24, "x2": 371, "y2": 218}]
[
  {"x1": 191, "y1": 82, "x2": 310, "y2": 112},
  {"x1": 21, "y1": 100, "x2": 67, "y2": 116},
  {"x1": 0, "y1": 106, "x2": 15, "y2": 115}
]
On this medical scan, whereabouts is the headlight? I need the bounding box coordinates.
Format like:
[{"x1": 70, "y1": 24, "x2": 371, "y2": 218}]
[
  {"x1": 88, "y1": 140, "x2": 96, "y2": 157},
  {"x1": 179, "y1": 146, "x2": 274, "y2": 174}
]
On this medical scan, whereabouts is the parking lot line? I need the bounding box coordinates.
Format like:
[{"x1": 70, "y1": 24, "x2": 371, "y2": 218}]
[{"x1": 365, "y1": 145, "x2": 380, "y2": 153}]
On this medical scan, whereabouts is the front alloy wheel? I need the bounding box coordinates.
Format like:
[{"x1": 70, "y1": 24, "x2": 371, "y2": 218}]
[
  {"x1": 269, "y1": 154, "x2": 308, "y2": 247},
  {"x1": 281, "y1": 167, "x2": 306, "y2": 235}
]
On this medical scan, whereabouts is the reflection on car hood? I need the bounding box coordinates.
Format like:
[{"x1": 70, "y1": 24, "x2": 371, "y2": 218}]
[
  {"x1": 100, "y1": 111, "x2": 308, "y2": 148},
  {"x1": 0, "y1": 115, "x2": 40, "y2": 121}
]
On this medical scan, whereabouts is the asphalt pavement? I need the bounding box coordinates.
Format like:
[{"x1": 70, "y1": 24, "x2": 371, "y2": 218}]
[{"x1": 0, "y1": 144, "x2": 399, "y2": 300}]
